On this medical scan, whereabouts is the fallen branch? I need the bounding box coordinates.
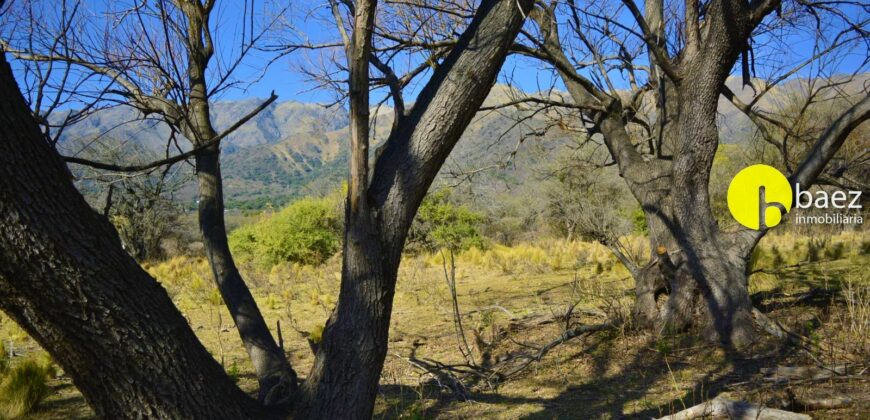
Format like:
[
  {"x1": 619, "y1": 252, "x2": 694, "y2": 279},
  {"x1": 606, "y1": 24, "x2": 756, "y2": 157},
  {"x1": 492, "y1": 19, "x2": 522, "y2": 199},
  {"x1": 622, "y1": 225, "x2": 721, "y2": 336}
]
[
  {"x1": 787, "y1": 388, "x2": 853, "y2": 411},
  {"x1": 501, "y1": 322, "x2": 615, "y2": 378},
  {"x1": 399, "y1": 354, "x2": 473, "y2": 400},
  {"x1": 752, "y1": 307, "x2": 807, "y2": 346},
  {"x1": 656, "y1": 397, "x2": 811, "y2": 420},
  {"x1": 761, "y1": 365, "x2": 848, "y2": 383}
]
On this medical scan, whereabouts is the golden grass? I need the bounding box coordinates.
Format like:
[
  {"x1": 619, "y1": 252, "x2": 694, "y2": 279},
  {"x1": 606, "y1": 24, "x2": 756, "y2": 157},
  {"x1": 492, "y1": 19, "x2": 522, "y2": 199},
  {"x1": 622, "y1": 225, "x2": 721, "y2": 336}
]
[
  {"x1": 0, "y1": 354, "x2": 55, "y2": 419},
  {"x1": 0, "y1": 231, "x2": 868, "y2": 418}
]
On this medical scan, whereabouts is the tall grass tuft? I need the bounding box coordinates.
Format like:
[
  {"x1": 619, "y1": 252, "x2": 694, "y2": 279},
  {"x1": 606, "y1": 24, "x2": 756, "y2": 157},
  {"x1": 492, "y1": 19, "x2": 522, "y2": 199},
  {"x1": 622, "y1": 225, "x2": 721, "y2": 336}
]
[{"x1": 0, "y1": 356, "x2": 54, "y2": 418}]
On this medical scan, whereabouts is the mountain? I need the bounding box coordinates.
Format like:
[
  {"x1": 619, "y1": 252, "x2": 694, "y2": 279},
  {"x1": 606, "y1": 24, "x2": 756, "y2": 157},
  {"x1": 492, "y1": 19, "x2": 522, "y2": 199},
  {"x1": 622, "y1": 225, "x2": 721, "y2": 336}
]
[{"x1": 57, "y1": 78, "x2": 868, "y2": 209}]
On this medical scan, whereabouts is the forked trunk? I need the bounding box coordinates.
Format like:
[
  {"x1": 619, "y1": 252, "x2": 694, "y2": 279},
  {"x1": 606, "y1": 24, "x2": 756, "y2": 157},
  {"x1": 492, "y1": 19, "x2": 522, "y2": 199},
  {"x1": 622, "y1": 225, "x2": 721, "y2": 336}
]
[{"x1": 298, "y1": 0, "x2": 532, "y2": 416}]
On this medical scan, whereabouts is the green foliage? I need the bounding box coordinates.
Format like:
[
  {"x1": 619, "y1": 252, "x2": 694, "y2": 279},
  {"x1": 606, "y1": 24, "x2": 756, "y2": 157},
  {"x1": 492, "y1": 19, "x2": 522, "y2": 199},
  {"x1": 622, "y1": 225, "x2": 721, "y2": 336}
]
[
  {"x1": 861, "y1": 240, "x2": 870, "y2": 256},
  {"x1": 631, "y1": 207, "x2": 648, "y2": 235},
  {"x1": 226, "y1": 362, "x2": 240, "y2": 383},
  {"x1": 308, "y1": 324, "x2": 325, "y2": 345},
  {"x1": 409, "y1": 190, "x2": 486, "y2": 252},
  {"x1": 655, "y1": 338, "x2": 673, "y2": 355},
  {"x1": 807, "y1": 238, "x2": 825, "y2": 262},
  {"x1": 229, "y1": 196, "x2": 341, "y2": 267},
  {"x1": 0, "y1": 357, "x2": 54, "y2": 418}
]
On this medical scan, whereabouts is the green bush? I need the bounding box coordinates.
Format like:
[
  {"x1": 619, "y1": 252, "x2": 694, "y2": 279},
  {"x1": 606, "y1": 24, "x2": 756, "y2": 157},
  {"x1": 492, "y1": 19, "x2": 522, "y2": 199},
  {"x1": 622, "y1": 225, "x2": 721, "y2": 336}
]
[
  {"x1": 229, "y1": 196, "x2": 341, "y2": 267},
  {"x1": 631, "y1": 207, "x2": 648, "y2": 235},
  {"x1": 807, "y1": 238, "x2": 825, "y2": 262},
  {"x1": 0, "y1": 357, "x2": 53, "y2": 418},
  {"x1": 409, "y1": 190, "x2": 486, "y2": 253}
]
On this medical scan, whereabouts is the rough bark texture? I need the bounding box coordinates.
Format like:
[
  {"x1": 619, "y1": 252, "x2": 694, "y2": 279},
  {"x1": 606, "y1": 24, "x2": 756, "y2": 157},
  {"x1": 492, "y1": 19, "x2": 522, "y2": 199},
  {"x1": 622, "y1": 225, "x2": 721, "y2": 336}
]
[
  {"x1": 665, "y1": 0, "x2": 757, "y2": 347},
  {"x1": 0, "y1": 54, "x2": 266, "y2": 419},
  {"x1": 299, "y1": 0, "x2": 532, "y2": 417},
  {"x1": 537, "y1": 0, "x2": 786, "y2": 347}
]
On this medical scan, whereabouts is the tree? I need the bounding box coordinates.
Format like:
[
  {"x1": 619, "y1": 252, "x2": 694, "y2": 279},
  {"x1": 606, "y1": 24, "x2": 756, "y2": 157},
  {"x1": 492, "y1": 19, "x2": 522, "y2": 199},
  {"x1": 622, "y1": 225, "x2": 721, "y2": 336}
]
[
  {"x1": 510, "y1": 0, "x2": 869, "y2": 347},
  {"x1": 0, "y1": 0, "x2": 296, "y2": 403},
  {"x1": 0, "y1": 50, "x2": 267, "y2": 420},
  {"x1": 298, "y1": 0, "x2": 532, "y2": 415},
  {"x1": 543, "y1": 158, "x2": 641, "y2": 272},
  {"x1": 0, "y1": 0, "x2": 533, "y2": 417},
  {"x1": 69, "y1": 140, "x2": 189, "y2": 261}
]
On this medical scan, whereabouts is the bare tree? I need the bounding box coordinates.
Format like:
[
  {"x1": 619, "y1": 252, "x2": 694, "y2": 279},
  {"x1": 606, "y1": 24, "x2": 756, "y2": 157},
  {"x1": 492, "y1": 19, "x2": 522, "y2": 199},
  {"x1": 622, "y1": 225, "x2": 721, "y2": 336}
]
[
  {"x1": 0, "y1": 0, "x2": 296, "y2": 403},
  {"x1": 543, "y1": 159, "x2": 639, "y2": 271},
  {"x1": 507, "y1": 0, "x2": 869, "y2": 347},
  {"x1": 0, "y1": 0, "x2": 533, "y2": 417},
  {"x1": 299, "y1": 0, "x2": 533, "y2": 416},
  {"x1": 0, "y1": 50, "x2": 268, "y2": 420}
]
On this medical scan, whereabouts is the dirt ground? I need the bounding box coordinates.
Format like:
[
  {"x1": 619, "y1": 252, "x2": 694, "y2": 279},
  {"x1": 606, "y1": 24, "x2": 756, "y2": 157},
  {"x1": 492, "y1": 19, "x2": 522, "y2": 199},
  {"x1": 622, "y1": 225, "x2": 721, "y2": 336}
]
[{"x1": 5, "y1": 235, "x2": 869, "y2": 419}]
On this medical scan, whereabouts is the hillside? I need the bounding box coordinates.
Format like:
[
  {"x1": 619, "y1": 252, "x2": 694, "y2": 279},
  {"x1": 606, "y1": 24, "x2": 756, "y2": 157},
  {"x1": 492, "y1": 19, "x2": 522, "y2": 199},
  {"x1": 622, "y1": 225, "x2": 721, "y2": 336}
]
[{"x1": 57, "y1": 77, "x2": 868, "y2": 209}]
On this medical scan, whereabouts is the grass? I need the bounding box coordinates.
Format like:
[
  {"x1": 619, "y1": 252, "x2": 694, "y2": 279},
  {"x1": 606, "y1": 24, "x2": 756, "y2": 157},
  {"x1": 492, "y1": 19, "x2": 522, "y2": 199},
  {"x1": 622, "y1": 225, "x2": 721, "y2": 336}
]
[
  {"x1": 0, "y1": 231, "x2": 868, "y2": 418},
  {"x1": 0, "y1": 354, "x2": 55, "y2": 419}
]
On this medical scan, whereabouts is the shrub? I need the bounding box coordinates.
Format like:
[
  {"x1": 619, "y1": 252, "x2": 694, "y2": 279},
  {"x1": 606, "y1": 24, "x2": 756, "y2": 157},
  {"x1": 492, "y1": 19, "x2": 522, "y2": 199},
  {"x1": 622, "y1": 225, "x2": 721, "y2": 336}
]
[
  {"x1": 770, "y1": 245, "x2": 785, "y2": 268},
  {"x1": 408, "y1": 189, "x2": 486, "y2": 253},
  {"x1": 824, "y1": 242, "x2": 846, "y2": 260},
  {"x1": 229, "y1": 196, "x2": 341, "y2": 267},
  {"x1": 807, "y1": 238, "x2": 825, "y2": 262},
  {"x1": 0, "y1": 357, "x2": 53, "y2": 418},
  {"x1": 631, "y1": 207, "x2": 648, "y2": 235}
]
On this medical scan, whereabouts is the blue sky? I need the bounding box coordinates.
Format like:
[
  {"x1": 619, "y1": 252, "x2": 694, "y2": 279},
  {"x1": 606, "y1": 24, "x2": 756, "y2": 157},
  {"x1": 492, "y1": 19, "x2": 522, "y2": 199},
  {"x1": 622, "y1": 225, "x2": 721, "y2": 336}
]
[{"x1": 4, "y1": 0, "x2": 866, "y2": 107}]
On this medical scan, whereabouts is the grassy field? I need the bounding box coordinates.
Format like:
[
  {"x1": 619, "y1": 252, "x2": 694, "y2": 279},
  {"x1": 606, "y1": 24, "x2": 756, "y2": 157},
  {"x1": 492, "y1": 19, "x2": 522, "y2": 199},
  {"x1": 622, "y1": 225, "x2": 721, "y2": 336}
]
[{"x1": 1, "y1": 231, "x2": 868, "y2": 418}]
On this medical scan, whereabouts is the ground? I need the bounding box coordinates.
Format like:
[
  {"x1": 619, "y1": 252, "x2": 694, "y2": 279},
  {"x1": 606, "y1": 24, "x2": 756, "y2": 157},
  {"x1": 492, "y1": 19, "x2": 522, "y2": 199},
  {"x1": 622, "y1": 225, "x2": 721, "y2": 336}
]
[{"x1": 2, "y1": 232, "x2": 868, "y2": 419}]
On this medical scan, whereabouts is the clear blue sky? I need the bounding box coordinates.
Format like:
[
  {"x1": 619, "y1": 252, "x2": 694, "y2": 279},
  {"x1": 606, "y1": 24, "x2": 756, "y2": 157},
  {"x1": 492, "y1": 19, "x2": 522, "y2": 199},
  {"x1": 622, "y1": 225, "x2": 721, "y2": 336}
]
[{"x1": 4, "y1": 0, "x2": 866, "y2": 107}]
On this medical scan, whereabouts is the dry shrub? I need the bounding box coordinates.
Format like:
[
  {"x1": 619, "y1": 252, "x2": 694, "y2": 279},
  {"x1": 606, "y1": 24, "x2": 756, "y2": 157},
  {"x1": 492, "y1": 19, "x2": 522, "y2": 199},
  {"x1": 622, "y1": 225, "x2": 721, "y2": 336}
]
[
  {"x1": 0, "y1": 355, "x2": 54, "y2": 418},
  {"x1": 842, "y1": 277, "x2": 870, "y2": 358}
]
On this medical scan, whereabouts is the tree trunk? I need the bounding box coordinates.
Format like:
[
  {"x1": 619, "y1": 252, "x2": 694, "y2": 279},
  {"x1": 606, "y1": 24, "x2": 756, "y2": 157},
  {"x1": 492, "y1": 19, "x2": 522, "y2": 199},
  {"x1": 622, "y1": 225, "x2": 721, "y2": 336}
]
[
  {"x1": 194, "y1": 144, "x2": 297, "y2": 404},
  {"x1": 0, "y1": 54, "x2": 266, "y2": 419},
  {"x1": 665, "y1": 7, "x2": 756, "y2": 346},
  {"x1": 301, "y1": 211, "x2": 397, "y2": 418},
  {"x1": 184, "y1": 29, "x2": 297, "y2": 399},
  {"x1": 299, "y1": 0, "x2": 531, "y2": 417}
]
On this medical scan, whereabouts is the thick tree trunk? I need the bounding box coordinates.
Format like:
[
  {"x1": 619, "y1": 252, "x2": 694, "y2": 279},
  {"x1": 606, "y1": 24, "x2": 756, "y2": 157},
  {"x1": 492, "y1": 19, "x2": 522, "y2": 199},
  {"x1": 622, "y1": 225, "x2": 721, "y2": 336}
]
[
  {"x1": 194, "y1": 145, "x2": 297, "y2": 404},
  {"x1": 299, "y1": 0, "x2": 531, "y2": 417},
  {"x1": 666, "y1": 4, "x2": 756, "y2": 346},
  {"x1": 301, "y1": 212, "x2": 398, "y2": 418},
  {"x1": 0, "y1": 55, "x2": 266, "y2": 418}
]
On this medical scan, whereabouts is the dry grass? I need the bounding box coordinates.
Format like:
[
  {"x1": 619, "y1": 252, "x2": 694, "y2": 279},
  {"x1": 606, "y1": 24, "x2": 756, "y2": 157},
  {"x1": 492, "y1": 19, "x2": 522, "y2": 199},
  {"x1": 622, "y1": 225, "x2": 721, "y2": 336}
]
[
  {"x1": 0, "y1": 354, "x2": 55, "y2": 419},
  {"x1": 0, "y1": 232, "x2": 868, "y2": 418}
]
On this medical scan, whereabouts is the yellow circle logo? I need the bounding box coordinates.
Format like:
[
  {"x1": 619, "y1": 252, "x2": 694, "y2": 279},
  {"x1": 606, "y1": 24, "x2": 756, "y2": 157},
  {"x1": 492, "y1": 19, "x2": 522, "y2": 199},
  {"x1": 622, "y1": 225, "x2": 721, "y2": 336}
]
[{"x1": 726, "y1": 164, "x2": 793, "y2": 230}]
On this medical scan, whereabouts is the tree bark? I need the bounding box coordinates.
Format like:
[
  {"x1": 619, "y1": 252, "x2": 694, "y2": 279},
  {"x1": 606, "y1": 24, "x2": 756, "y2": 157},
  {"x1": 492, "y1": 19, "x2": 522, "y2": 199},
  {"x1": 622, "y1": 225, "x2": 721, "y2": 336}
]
[
  {"x1": 664, "y1": 0, "x2": 756, "y2": 347},
  {"x1": 183, "y1": 9, "x2": 297, "y2": 402},
  {"x1": 539, "y1": 0, "x2": 866, "y2": 349},
  {"x1": 0, "y1": 54, "x2": 266, "y2": 419},
  {"x1": 194, "y1": 145, "x2": 297, "y2": 405},
  {"x1": 299, "y1": 0, "x2": 532, "y2": 417}
]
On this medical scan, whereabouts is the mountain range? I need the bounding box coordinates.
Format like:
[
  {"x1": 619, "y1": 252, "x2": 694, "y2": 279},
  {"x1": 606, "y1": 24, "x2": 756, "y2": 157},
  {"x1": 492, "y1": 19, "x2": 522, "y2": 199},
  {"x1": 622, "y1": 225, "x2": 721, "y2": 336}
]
[{"x1": 57, "y1": 76, "x2": 868, "y2": 209}]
